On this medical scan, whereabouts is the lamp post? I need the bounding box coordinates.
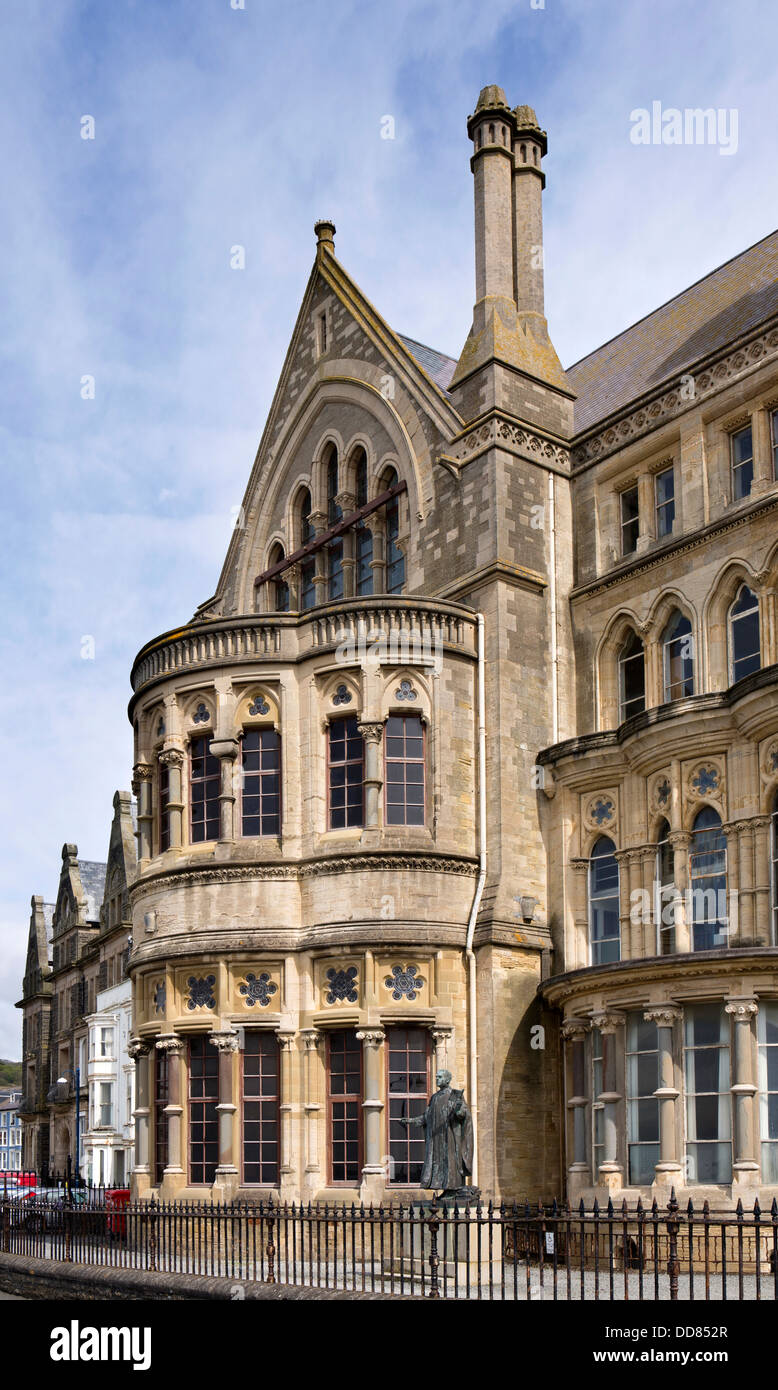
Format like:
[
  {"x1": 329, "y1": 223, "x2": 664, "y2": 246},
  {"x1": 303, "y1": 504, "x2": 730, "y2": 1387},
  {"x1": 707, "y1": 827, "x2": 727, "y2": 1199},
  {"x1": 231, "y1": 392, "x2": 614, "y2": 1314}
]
[{"x1": 57, "y1": 1067, "x2": 81, "y2": 1187}]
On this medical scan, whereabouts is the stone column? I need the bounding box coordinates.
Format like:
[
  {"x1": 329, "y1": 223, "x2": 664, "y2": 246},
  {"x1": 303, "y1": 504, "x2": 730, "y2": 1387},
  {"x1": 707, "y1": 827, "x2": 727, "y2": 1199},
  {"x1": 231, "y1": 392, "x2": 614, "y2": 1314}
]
[
  {"x1": 752, "y1": 815, "x2": 773, "y2": 944},
  {"x1": 643, "y1": 1006, "x2": 682, "y2": 1189},
  {"x1": 569, "y1": 858, "x2": 590, "y2": 970},
  {"x1": 725, "y1": 999, "x2": 759, "y2": 1186},
  {"x1": 736, "y1": 819, "x2": 755, "y2": 944},
  {"x1": 358, "y1": 722, "x2": 384, "y2": 831},
  {"x1": 668, "y1": 832, "x2": 691, "y2": 953},
  {"x1": 159, "y1": 749, "x2": 185, "y2": 849},
  {"x1": 752, "y1": 408, "x2": 773, "y2": 493},
  {"x1": 723, "y1": 824, "x2": 740, "y2": 947},
  {"x1": 128, "y1": 1037, "x2": 151, "y2": 1197},
  {"x1": 615, "y1": 849, "x2": 633, "y2": 960},
  {"x1": 131, "y1": 765, "x2": 154, "y2": 863},
  {"x1": 562, "y1": 1019, "x2": 590, "y2": 1199},
  {"x1": 301, "y1": 1030, "x2": 321, "y2": 1196},
  {"x1": 431, "y1": 1027, "x2": 453, "y2": 1073},
  {"x1": 592, "y1": 1011, "x2": 625, "y2": 1192},
  {"x1": 156, "y1": 1035, "x2": 186, "y2": 1195},
  {"x1": 310, "y1": 508, "x2": 328, "y2": 604},
  {"x1": 277, "y1": 1031, "x2": 297, "y2": 1197},
  {"x1": 285, "y1": 562, "x2": 301, "y2": 612},
  {"x1": 209, "y1": 738, "x2": 239, "y2": 844},
  {"x1": 357, "y1": 1029, "x2": 386, "y2": 1202},
  {"x1": 209, "y1": 1030, "x2": 239, "y2": 1196},
  {"x1": 337, "y1": 490, "x2": 357, "y2": 598}
]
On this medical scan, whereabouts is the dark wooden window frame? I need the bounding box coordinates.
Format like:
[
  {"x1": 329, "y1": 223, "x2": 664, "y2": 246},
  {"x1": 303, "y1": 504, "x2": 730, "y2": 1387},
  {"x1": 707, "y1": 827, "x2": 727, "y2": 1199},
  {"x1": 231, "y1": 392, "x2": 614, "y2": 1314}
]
[
  {"x1": 240, "y1": 1030, "x2": 280, "y2": 1188},
  {"x1": 189, "y1": 734, "x2": 220, "y2": 844},
  {"x1": 327, "y1": 715, "x2": 365, "y2": 831},
  {"x1": 383, "y1": 713, "x2": 427, "y2": 827},
  {"x1": 188, "y1": 1035, "x2": 219, "y2": 1187},
  {"x1": 240, "y1": 727, "x2": 282, "y2": 838},
  {"x1": 326, "y1": 1029, "x2": 363, "y2": 1186},
  {"x1": 385, "y1": 1026, "x2": 431, "y2": 1187}
]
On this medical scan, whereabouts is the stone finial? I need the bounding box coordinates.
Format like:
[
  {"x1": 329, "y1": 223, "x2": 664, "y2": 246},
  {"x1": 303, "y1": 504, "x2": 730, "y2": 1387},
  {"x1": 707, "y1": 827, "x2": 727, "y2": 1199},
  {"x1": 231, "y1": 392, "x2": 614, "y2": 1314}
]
[{"x1": 314, "y1": 219, "x2": 336, "y2": 250}]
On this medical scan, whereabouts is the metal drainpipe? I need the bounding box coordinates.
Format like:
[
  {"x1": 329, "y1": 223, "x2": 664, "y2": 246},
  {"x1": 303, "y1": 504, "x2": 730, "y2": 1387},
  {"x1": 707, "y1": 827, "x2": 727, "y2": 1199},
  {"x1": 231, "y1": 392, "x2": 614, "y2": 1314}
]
[{"x1": 465, "y1": 612, "x2": 487, "y2": 1187}]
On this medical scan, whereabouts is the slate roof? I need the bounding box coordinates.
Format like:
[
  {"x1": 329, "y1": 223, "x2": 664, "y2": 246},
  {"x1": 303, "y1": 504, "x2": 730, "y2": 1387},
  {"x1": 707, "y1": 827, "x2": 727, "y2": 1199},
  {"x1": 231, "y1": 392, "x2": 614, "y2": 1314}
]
[
  {"x1": 77, "y1": 861, "x2": 107, "y2": 923},
  {"x1": 398, "y1": 334, "x2": 457, "y2": 394},
  {"x1": 565, "y1": 229, "x2": 778, "y2": 436}
]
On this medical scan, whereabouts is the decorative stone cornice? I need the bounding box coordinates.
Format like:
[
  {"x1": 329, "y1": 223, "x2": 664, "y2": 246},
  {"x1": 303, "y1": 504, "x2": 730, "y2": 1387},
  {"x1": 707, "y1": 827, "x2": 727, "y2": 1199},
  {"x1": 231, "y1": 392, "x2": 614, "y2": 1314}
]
[
  {"x1": 440, "y1": 413, "x2": 570, "y2": 472},
  {"x1": 724, "y1": 999, "x2": 759, "y2": 1021},
  {"x1": 208, "y1": 1030, "x2": 240, "y2": 1053},
  {"x1": 643, "y1": 1006, "x2": 682, "y2": 1027},
  {"x1": 129, "y1": 852, "x2": 479, "y2": 901},
  {"x1": 572, "y1": 322, "x2": 778, "y2": 469}
]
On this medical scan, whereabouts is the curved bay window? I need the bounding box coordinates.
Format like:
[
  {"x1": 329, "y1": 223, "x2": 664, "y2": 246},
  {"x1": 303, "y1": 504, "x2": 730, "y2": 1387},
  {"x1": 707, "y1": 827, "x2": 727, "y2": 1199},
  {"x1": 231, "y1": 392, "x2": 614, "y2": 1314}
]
[
  {"x1": 189, "y1": 1036, "x2": 219, "y2": 1186},
  {"x1": 354, "y1": 450, "x2": 373, "y2": 596},
  {"x1": 327, "y1": 1030, "x2": 362, "y2": 1184},
  {"x1": 689, "y1": 807, "x2": 727, "y2": 951},
  {"x1": 190, "y1": 736, "x2": 220, "y2": 843},
  {"x1": 241, "y1": 1032, "x2": 279, "y2": 1186},
  {"x1": 684, "y1": 1003, "x2": 731, "y2": 1184},
  {"x1": 382, "y1": 467, "x2": 405, "y2": 593},
  {"x1": 588, "y1": 836, "x2": 620, "y2": 965},
  {"x1": 728, "y1": 584, "x2": 760, "y2": 683},
  {"x1": 626, "y1": 1013, "x2": 660, "y2": 1185},
  {"x1": 326, "y1": 448, "x2": 343, "y2": 601},
  {"x1": 387, "y1": 1027, "x2": 430, "y2": 1185},
  {"x1": 298, "y1": 488, "x2": 315, "y2": 611},
  {"x1": 662, "y1": 610, "x2": 694, "y2": 702},
  {"x1": 328, "y1": 716, "x2": 364, "y2": 829},
  {"x1": 618, "y1": 630, "x2": 645, "y2": 722},
  {"x1": 654, "y1": 818, "x2": 675, "y2": 954},
  {"x1": 758, "y1": 1003, "x2": 778, "y2": 1182},
  {"x1": 153, "y1": 1049, "x2": 168, "y2": 1186},
  {"x1": 241, "y1": 729, "x2": 281, "y2": 837},
  {"x1": 268, "y1": 543, "x2": 289, "y2": 613},
  {"x1": 385, "y1": 714, "x2": 425, "y2": 826}
]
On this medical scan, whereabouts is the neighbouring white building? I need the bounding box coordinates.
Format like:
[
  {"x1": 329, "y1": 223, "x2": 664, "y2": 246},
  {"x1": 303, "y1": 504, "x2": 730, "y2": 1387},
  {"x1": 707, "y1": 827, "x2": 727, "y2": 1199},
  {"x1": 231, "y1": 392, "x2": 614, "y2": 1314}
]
[{"x1": 83, "y1": 982, "x2": 134, "y2": 1187}]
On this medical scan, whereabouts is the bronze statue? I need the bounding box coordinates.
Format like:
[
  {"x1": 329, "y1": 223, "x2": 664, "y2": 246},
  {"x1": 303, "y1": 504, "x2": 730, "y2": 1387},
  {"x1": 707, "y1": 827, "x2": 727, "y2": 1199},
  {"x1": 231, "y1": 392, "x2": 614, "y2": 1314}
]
[{"x1": 401, "y1": 1068, "x2": 479, "y2": 1203}]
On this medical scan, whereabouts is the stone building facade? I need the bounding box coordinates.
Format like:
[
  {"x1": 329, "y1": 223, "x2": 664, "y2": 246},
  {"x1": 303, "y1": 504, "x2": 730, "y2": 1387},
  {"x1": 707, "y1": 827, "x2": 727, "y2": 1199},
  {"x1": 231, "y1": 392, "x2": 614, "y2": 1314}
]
[
  {"x1": 33, "y1": 84, "x2": 777, "y2": 1209},
  {"x1": 17, "y1": 792, "x2": 137, "y2": 1181}
]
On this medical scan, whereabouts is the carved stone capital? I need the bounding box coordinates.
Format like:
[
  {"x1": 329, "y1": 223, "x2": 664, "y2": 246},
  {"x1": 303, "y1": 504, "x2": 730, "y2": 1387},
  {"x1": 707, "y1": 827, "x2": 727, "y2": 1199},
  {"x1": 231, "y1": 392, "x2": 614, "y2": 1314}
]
[
  {"x1": 208, "y1": 1030, "x2": 240, "y2": 1053},
  {"x1": 276, "y1": 1031, "x2": 297, "y2": 1051},
  {"x1": 724, "y1": 999, "x2": 758, "y2": 1022},
  {"x1": 590, "y1": 1011, "x2": 625, "y2": 1034},
  {"x1": 667, "y1": 831, "x2": 691, "y2": 850},
  {"x1": 355, "y1": 1029, "x2": 386, "y2": 1048},
  {"x1": 357, "y1": 722, "x2": 384, "y2": 744},
  {"x1": 643, "y1": 1006, "x2": 682, "y2": 1028},
  {"x1": 127, "y1": 1037, "x2": 151, "y2": 1060},
  {"x1": 132, "y1": 762, "x2": 154, "y2": 784},
  {"x1": 300, "y1": 1029, "x2": 321, "y2": 1051},
  {"x1": 159, "y1": 749, "x2": 185, "y2": 770},
  {"x1": 155, "y1": 1034, "x2": 185, "y2": 1055},
  {"x1": 569, "y1": 857, "x2": 590, "y2": 876},
  {"x1": 561, "y1": 1019, "x2": 590, "y2": 1043}
]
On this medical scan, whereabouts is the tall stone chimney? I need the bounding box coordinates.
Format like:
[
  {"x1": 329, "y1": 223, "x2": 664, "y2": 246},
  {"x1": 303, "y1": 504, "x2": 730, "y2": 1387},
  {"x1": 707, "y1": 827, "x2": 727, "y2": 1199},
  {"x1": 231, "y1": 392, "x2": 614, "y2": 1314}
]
[{"x1": 449, "y1": 87, "x2": 572, "y2": 435}]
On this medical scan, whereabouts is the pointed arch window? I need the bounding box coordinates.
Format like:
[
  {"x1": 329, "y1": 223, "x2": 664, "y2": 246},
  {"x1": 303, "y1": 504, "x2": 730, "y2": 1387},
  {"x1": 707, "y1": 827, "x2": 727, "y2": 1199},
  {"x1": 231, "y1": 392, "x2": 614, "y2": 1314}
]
[
  {"x1": 326, "y1": 449, "x2": 343, "y2": 601},
  {"x1": 354, "y1": 449, "x2": 373, "y2": 596},
  {"x1": 654, "y1": 818, "x2": 675, "y2": 954},
  {"x1": 728, "y1": 584, "x2": 760, "y2": 683},
  {"x1": 382, "y1": 467, "x2": 404, "y2": 594},
  {"x1": 268, "y1": 543, "x2": 289, "y2": 613},
  {"x1": 588, "y1": 836, "x2": 620, "y2": 965},
  {"x1": 662, "y1": 610, "x2": 694, "y2": 702},
  {"x1": 689, "y1": 806, "x2": 727, "y2": 951},
  {"x1": 618, "y1": 630, "x2": 645, "y2": 721},
  {"x1": 298, "y1": 488, "x2": 315, "y2": 611}
]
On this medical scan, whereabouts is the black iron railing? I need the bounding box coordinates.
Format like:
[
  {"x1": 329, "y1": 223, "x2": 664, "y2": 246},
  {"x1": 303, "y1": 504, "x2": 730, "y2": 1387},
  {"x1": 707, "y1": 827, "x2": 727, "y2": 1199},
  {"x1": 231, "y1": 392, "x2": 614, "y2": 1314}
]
[{"x1": 1, "y1": 1183, "x2": 776, "y2": 1300}]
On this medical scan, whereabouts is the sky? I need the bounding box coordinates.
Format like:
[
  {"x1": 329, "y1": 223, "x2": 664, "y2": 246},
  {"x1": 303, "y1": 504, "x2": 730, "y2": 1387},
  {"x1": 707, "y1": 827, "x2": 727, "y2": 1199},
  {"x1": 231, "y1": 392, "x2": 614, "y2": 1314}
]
[{"x1": 1, "y1": 0, "x2": 777, "y2": 1059}]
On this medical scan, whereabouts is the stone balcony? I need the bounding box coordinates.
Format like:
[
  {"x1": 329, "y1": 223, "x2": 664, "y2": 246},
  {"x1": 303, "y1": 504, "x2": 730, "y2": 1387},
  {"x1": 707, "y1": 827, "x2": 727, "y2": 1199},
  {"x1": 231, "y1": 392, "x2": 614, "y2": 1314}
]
[{"x1": 130, "y1": 596, "x2": 478, "y2": 700}]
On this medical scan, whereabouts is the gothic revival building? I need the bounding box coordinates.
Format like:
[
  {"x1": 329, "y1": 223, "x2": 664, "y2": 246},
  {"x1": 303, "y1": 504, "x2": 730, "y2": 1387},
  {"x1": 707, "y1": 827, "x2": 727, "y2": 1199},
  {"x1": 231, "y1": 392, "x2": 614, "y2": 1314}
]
[
  {"x1": 124, "y1": 84, "x2": 778, "y2": 1206},
  {"x1": 18, "y1": 792, "x2": 137, "y2": 1183}
]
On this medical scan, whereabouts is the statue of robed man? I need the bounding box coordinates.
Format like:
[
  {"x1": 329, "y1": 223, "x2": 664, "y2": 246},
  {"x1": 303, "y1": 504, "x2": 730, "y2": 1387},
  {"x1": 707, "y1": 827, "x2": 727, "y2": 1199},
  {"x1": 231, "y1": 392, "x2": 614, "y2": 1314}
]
[{"x1": 401, "y1": 1068, "x2": 478, "y2": 1201}]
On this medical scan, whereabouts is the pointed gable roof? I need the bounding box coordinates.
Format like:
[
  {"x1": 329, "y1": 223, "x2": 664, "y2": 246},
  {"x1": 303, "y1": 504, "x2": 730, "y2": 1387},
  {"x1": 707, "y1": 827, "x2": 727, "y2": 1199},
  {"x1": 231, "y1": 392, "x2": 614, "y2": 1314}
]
[{"x1": 100, "y1": 790, "x2": 137, "y2": 929}]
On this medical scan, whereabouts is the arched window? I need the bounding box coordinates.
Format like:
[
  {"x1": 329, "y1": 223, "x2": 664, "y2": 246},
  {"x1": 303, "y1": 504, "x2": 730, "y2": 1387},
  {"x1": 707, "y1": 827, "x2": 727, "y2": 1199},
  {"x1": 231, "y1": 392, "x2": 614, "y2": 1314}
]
[
  {"x1": 654, "y1": 818, "x2": 675, "y2": 954},
  {"x1": 689, "y1": 806, "x2": 727, "y2": 951},
  {"x1": 382, "y1": 467, "x2": 405, "y2": 594},
  {"x1": 662, "y1": 610, "x2": 694, "y2": 702},
  {"x1": 268, "y1": 543, "x2": 289, "y2": 613},
  {"x1": 618, "y1": 630, "x2": 645, "y2": 721},
  {"x1": 588, "y1": 836, "x2": 620, "y2": 965},
  {"x1": 298, "y1": 489, "x2": 315, "y2": 611},
  {"x1": 325, "y1": 448, "x2": 343, "y2": 601},
  {"x1": 354, "y1": 449, "x2": 373, "y2": 596},
  {"x1": 728, "y1": 584, "x2": 760, "y2": 683}
]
